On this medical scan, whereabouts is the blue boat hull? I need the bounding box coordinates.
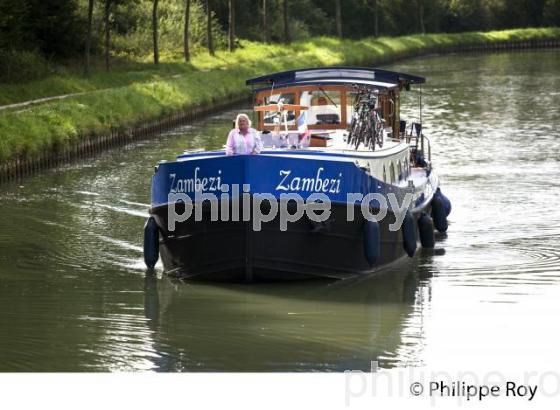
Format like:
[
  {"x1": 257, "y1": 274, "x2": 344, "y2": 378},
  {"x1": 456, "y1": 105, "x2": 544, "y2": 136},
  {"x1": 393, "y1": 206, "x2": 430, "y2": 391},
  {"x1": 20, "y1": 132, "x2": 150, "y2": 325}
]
[
  {"x1": 151, "y1": 200, "x2": 417, "y2": 281},
  {"x1": 149, "y1": 153, "x2": 437, "y2": 281}
]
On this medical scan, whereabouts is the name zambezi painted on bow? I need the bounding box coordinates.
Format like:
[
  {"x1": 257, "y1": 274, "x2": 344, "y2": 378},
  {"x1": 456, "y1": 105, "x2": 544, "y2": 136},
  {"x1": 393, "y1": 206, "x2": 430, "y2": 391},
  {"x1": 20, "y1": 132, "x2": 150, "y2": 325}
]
[
  {"x1": 169, "y1": 167, "x2": 223, "y2": 193},
  {"x1": 275, "y1": 167, "x2": 342, "y2": 194}
]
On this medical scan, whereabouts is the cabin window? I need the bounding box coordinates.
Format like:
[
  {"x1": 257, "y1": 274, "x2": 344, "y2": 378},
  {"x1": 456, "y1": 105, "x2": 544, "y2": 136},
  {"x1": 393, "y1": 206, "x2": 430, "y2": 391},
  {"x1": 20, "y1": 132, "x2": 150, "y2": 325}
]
[
  {"x1": 383, "y1": 165, "x2": 386, "y2": 182},
  {"x1": 264, "y1": 92, "x2": 296, "y2": 126},
  {"x1": 256, "y1": 86, "x2": 349, "y2": 130},
  {"x1": 390, "y1": 163, "x2": 396, "y2": 184},
  {"x1": 301, "y1": 90, "x2": 341, "y2": 126}
]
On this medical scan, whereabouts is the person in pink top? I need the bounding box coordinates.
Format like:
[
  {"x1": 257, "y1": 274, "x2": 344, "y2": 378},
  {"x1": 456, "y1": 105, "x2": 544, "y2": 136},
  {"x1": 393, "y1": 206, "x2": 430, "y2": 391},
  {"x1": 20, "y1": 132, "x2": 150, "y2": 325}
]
[{"x1": 225, "y1": 113, "x2": 262, "y2": 155}]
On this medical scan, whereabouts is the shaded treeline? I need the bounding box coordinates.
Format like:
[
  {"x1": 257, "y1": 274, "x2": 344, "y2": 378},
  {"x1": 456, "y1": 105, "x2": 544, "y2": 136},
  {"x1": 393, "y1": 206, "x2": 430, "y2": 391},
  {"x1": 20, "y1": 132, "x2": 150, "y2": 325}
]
[{"x1": 1, "y1": 0, "x2": 560, "y2": 82}]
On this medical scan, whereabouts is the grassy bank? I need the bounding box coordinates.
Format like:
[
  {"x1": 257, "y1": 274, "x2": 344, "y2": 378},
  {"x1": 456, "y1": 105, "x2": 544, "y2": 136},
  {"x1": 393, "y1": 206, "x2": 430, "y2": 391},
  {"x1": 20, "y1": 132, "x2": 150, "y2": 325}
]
[{"x1": 1, "y1": 27, "x2": 559, "y2": 163}]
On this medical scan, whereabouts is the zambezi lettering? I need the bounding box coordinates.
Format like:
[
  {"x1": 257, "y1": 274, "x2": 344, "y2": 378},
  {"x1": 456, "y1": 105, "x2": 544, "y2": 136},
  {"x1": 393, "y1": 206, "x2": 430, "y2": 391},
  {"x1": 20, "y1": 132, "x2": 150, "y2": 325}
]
[
  {"x1": 276, "y1": 167, "x2": 342, "y2": 193},
  {"x1": 169, "y1": 167, "x2": 222, "y2": 193}
]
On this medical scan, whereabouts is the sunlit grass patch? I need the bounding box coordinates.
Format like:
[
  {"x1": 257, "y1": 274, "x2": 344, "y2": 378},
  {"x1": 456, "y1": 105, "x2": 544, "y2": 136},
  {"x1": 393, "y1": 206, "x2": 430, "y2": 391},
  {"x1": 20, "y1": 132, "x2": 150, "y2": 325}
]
[{"x1": 0, "y1": 27, "x2": 558, "y2": 162}]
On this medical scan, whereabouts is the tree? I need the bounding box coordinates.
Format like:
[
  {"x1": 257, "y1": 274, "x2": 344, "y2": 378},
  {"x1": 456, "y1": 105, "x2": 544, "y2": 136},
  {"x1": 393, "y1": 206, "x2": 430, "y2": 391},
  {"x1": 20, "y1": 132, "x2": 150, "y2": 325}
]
[
  {"x1": 228, "y1": 0, "x2": 235, "y2": 51},
  {"x1": 528, "y1": 0, "x2": 547, "y2": 26},
  {"x1": 184, "y1": 0, "x2": 190, "y2": 62},
  {"x1": 335, "y1": 0, "x2": 342, "y2": 38},
  {"x1": 373, "y1": 0, "x2": 379, "y2": 37},
  {"x1": 262, "y1": 0, "x2": 269, "y2": 43},
  {"x1": 84, "y1": 0, "x2": 94, "y2": 75},
  {"x1": 26, "y1": 0, "x2": 84, "y2": 57},
  {"x1": 104, "y1": 0, "x2": 111, "y2": 71},
  {"x1": 283, "y1": 0, "x2": 290, "y2": 44},
  {"x1": 207, "y1": 0, "x2": 214, "y2": 55},
  {"x1": 544, "y1": 0, "x2": 560, "y2": 26},
  {"x1": 417, "y1": 0, "x2": 425, "y2": 34},
  {"x1": 444, "y1": 0, "x2": 489, "y2": 32},
  {"x1": 152, "y1": 0, "x2": 159, "y2": 64},
  {"x1": 0, "y1": 0, "x2": 30, "y2": 51}
]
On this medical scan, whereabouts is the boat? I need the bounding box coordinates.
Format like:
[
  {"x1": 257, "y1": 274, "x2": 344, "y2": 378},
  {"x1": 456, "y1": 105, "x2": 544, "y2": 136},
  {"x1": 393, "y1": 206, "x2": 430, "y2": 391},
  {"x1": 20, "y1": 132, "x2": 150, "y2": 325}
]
[{"x1": 143, "y1": 66, "x2": 452, "y2": 281}]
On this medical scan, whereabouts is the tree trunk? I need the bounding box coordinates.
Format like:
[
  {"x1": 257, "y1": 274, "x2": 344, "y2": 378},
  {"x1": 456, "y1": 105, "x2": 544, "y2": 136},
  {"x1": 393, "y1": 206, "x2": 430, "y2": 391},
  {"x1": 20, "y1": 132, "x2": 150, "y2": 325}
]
[
  {"x1": 228, "y1": 0, "x2": 235, "y2": 51},
  {"x1": 283, "y1": 0, "x2": 290, "y2": 44},
  {"x1": 152, "y1": 0, "x2": 159, "y2": 64},
  {"x1": 419, "y1": 0, "x2": 425, "y2": 34},
  {"x1": 335, "y1": 0, "x2": 342, "y2": 38},
  {"x1": 373, "y1": 0, "x2": 379, "y2": 37},
  {"x1": 104, "y1": 0, "x2": 110, "y2": 72},
  {"x1": 207, "y1": 0, "x2": 214, "y2": 55},
  {"x1": 184, "y1": 0, "x2": 190, "y2": 61},
  {"x1": 84, "y1": 0, "x2": 94, "y2": 75},
  {"x1": 262, "y1": 0, "x2": 268, "y2": 43}
]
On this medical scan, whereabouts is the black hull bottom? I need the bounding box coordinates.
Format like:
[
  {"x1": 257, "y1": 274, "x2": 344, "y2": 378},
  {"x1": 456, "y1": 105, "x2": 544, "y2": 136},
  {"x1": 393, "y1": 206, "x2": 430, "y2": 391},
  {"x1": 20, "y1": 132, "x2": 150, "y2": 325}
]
[{"x1": 151, "y1": 201, "x2": 422, "y2": 282}]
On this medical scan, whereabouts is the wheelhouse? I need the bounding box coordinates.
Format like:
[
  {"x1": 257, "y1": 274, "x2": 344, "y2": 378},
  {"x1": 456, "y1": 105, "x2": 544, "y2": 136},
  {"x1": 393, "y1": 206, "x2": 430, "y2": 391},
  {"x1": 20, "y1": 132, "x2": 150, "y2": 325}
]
[{"x1": 246, "y1": 66, "x2": 425, "y2": 143}]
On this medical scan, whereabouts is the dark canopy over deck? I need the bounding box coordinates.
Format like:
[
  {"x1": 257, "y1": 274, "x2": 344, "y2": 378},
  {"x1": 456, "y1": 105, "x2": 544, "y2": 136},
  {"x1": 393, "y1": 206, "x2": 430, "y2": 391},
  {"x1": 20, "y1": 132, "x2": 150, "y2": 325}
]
[{"x1": 246, "y1": 66, "x2": 425, "y2": 92}]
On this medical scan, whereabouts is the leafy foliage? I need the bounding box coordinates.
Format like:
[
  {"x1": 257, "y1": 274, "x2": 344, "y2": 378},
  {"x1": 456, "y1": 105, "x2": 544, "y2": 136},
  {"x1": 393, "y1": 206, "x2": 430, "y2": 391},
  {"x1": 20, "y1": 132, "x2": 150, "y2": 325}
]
[
  {"x1": 1, "y1": 0, "x2": 558, "y2": 68},
  {"x1": 111, "y1": 0, "x2": 227, "y2": 57}
]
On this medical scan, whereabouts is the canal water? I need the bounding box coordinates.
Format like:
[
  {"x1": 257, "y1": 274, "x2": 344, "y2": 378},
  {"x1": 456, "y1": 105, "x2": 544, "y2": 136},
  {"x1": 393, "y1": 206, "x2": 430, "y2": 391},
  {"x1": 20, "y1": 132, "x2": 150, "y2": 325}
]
[{"x1": 0, "y1": 50, "x2": 559, "y2": 372}]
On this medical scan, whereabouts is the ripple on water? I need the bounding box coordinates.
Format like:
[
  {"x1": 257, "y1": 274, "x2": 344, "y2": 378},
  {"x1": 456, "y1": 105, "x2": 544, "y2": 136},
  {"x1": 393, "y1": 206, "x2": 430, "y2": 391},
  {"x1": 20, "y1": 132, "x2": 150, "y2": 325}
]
[{"x1": 1, "y1": 51, "x2": 560, "y2": 371}]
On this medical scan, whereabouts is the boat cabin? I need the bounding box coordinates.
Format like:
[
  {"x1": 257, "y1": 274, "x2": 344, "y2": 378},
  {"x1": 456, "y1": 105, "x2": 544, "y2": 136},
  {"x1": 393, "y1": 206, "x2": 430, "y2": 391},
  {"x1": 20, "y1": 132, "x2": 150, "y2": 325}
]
[{"x1": 246, "y1": 67, "x2": 425, "y2": 151}]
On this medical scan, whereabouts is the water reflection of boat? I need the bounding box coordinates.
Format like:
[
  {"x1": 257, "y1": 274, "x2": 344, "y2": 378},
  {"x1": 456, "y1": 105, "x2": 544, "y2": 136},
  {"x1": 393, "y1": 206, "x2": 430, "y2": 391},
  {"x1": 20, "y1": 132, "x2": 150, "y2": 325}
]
[
  {"x1": 143, "y1": 257, "x2": 432, "y2": 371},
  {"x1": 145, "y1": 67, "x2": 451, "y2": 281}
]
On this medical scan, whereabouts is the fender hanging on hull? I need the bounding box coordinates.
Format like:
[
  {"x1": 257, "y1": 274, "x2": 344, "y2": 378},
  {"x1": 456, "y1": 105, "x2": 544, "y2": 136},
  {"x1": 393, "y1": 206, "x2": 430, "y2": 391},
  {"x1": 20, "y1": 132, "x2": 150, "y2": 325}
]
[
  {"x1": 417, "y1": 213, "x2": 435, "y2": 248},
  {"x1": 431, "y1": 196, "x2": 448, "y2": 233},
  {"x1": 434, "y1": 187, "x2": 452, "y2": 216},
  {"x1": 144, "y1": 216, "x2": 160, "y2": 269},
  {"x1": 402, "y1": 212, "x2": 417, "y2": 257},
  {"x1": 363, "y1": 219, "x2": 380, "y2": 266}
]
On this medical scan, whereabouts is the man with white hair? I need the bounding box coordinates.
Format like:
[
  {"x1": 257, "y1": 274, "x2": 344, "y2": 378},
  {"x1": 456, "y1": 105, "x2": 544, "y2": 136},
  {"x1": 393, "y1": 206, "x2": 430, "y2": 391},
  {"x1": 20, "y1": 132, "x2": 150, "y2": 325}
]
[{"x1": 225, "y1": 113, "x2": 262, "y2": 155}]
